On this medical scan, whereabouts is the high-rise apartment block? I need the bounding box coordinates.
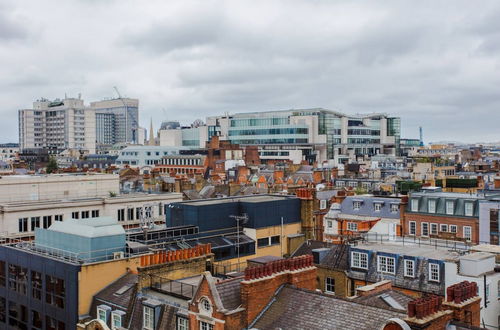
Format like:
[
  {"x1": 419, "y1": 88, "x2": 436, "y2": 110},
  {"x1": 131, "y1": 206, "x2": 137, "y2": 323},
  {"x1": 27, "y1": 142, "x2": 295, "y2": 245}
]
[
  {"x1": 18, "y1": 97, "x2": 96, "y2": 153},
  {"x1": 91, "y1": 98, "x2": 139, "y2": 147}
]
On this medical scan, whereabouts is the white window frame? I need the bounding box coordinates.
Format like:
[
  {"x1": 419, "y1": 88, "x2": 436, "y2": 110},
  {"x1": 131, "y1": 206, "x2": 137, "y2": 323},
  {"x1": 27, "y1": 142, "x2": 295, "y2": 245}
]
[
  {"x1": 377, "y1": 256, "x2": 396, "y2": 274},
  {"x1": 374, "y1": 203, "x2": 382, "y2": 212},
  {"x1": 390, "y1": 204, "x2": 399, "y2": 213},
  {"x1": 200, "y1": 321, "x2": 214, "y2": 330},
  {"x1": 177, "y1": 317, "x2": 188, "y2": 330},
  {"x1": 353, "y1": 201, "x2": 361, "y2": 210},
  {"x1": 97, "y1": 307, "x2": 107, "y2": 323},
  {"x1": 327, "y1": 220, "x2": 333, "y2": 228},
  {"x1": 439, "y1": 224, "x2": 448, "y2": 232},
  {"x1": 351, "y1": 251, "x2": 368, "y2": 269},
  {"x1": 325, "y1": 277, "x2": 335, "y2": 294},
  {"x1": 428, "y1": 199, "x2": 436, "y2": 213},
  {"x1": 411, "y1": 199, "x2": 419, "y2": 212},
  {"x1": 404, "y1": 259, "x2": 415, "y2": 277},
  {"x1": 347, "y1": 222, "x2": 358, "y2": 231},
  {"x1": 111, "y1": 312, "x2": 122, "y2": 329},
  {"x1": 463, "y1": 226, "x2": 472, "y2": 241},
  {"x1": 143, "y1": 306, "x2": 155, "y2": 330},
  {"x1": 429, "y1": 263, "x2": 440, "y2": 282},
  {"x1": 464, "y1": 202, "x2": 474, "y2": 217},
  {"x1": 430, "y1": 223, "x2": 438, "y2": 235},
  {"x1": 446, "y1": 200, "x2": 454, "y2": 215},
  {"x1": 320, "y1": 200, "x2": 327, "y2": 210},
  {"x1": 450, "y1": 225, "x2": 457, "y2": 233},
  {"x1": 421, "y1": 222, "x2": 429, "y2": 237},
  {"x1": 409, "y1": 221, "x2": 416, "y2": 235}
]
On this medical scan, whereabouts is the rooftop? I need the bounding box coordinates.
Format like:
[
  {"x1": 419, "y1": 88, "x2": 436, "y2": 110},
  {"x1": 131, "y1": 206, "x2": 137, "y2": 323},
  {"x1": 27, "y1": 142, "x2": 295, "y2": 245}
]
[{"x1": 352, "y1": 241, "x2": 463, "y2": 261}]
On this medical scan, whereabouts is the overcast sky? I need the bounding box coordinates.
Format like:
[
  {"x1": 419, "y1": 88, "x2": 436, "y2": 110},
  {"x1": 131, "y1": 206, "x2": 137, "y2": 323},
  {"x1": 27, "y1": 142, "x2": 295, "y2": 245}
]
[{"x1": 1, "y1": 0, "x2": 500, "y2": 143}]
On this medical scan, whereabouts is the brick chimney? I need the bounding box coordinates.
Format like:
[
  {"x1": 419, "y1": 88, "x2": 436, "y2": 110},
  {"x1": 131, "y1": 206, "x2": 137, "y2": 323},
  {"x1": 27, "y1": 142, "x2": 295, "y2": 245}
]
[
  {"x1": 442, "y1": 281, "x2": 481, "y2": 327},
  {"x1": 241, "y1": 255, "x2": 316, "y2": 325},
  {"x1": 403, "y1": 281, "x2": 480, "y2": 330}
]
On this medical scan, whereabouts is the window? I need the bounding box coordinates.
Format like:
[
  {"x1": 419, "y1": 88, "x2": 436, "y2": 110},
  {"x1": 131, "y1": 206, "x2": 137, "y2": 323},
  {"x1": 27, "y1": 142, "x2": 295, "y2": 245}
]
[
  {"x1": 200, "y1": 321, "x2": 213, "y2": 330},
  {"x1": 377, "y1": 256, "x2": 396, "y2": 274},
  {"x1": 351, "y1": 251, "x2": 368, "y2": 269},
  {"x1": 429, "y1": 263, "x2": 440, "y2": 282},
  {"x1": 404, "y1": 259, "x2": 415, "y2": 277},
  {"x1": 31, "y1": 271, "x2": 42, "y2": 300},
  {"x1": 31, "y1": 216, "x2": 40, "y2": 231},
  {"x1": 409, "y1": 221, "x2": 416, "y2": 235},
  {"x1": 81, "y1": 211, "x2": 89, "y2": 219},
  {"x1": 97, "y1": 307, "x2": 107, "y2": 323},
  {"x1": 446, "y1": 200, "x2": 454, "y2": 215},
  {"x1": 428, "y1": 200, "x2": 436, "y2": 213},
  {"x1": 411, "y1": 199, "x2": 419, "y2": 212},
  {"x1": 43, "y1": 216, "x2": 52, "y2": 228},
  {"x1": 463, "y1": 226, "x2": 472, "y2": 241},
  {"x1": 46, "y1": 316, "x2": 65, "y2": 330},
  {"x1": 45, "y1": 275, "x2": 65, "y2": 309},
  {"x1": 8, "y1": 301, "x2": 28, "y2": 328},
  {"x1": 257, "y1": 238, "x2": 269, "y2": 247},
  {"x1": 117, "y1": 209, "x2": 125, "y2": 221},
  {"x1": 374, "y1": 203, "x2": 382, "y2": 212},
  {"x1": 91, "y1": 210, "x2": 99, "y2": 218},
  {"x1": 54, "y1": 214, "x2": 63, "y2": 222},
  {"x1": 136, "y1": 207, "x2": 143, "y2": 220},
  {"x1": 177, "y1": 317, "x2": 188, "y2": 330},
  {"x1": 353, "y1": 201, "x2": 361, "y2": 210},
  {"x1": 421, "y1": 222, "x2": 429, "y2": 237},
  {"x1": 143, "y1": 306, "x2": 154, "y2": 330},
  {"x1": 320, "y1": 200, "x2": 327, "y2": 210},
  {"x1": 450, "y1": 225, "x2": 457, "y2": 233},
  {"x1": 127, "y1": 208, "x2": 134, "y2": 221},
  {"x1": 18, "y1": 218, "x2": 28, "y2": 232},
  {"x1": 158, "y1": 203, "x2": 163, "y2": 216},
  {"x1": 112, "y1": 312, "x2": 122, "y2": 329},
  {"x1": 8, "y1": 265, "x2": 27, "y2": 295},
  {"x1": 32, "y1": 310, "x2": 42, "y2": 329},
  {"x1": 464, "y1": 202, "x2": 474, "y2": 217},
  {"x1": 0, "y1": 262, "x2": 5, "y2": 287},
  {"x1": 327, "y1": 220, "x2": 333, "y2": 228},
  {"x1": 390, "y1": 204, "x2": 399, "y2": 213},
  {"x1": 430, "y1": 223, "x2": 438, "y2": 235},
  {"x1": 270, "y1": 235, "x2": 280, "y2": 245},
  {"x1": 347, "y1": 222, "x2": 358, "y2": 231},
  {"x1": 200, "y1": 298, "x2": 211, "y2": 313},
  {"x1": 325, "y1": 277, "x2": 335, "y2": 293},
  {"x1": 439, "y1": 224, "x2": 448, "y2": 232},
  {"x1": 71, "y1": 211, "x2": 79, "y2": 219}
]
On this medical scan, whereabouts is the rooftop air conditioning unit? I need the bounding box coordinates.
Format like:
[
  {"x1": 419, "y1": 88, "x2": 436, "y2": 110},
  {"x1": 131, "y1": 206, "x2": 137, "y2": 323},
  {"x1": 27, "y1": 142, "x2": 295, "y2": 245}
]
[{"x1": 113, "y1": 252, "x2": 124, "y2": 260}]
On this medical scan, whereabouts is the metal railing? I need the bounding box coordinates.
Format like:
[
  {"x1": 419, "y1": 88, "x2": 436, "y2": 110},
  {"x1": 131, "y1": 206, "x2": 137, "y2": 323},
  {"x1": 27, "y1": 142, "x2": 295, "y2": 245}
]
[
  {"x1": 356, "y1": 233, "x2": 474, "y2": 252},
  {"x1": 150, "y1": 275, "x2": 196, "y2": 299},
  {"x1": 212, "y1": 261, "x2": 247, "y2": 277}
]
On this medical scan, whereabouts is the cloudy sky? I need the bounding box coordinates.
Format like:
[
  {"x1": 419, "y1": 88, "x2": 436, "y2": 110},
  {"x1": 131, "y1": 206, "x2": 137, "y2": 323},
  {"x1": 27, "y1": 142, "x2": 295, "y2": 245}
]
[{"x1": 1, "y1": 0, "x2": 500, "y2": 143}]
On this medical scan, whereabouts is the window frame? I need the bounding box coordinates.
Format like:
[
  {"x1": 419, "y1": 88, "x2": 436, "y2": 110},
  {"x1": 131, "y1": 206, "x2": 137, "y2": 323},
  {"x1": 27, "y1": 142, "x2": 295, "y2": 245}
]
[
  {"x1": 428, "y1": 199, "x2": 436, "y2": 213},
  {"x1": 411, "y1": 199, "x2": 419, "y2": 212},
  {"x1": 463, "y1": 226, "x2": 472, "y2": 241},
  {"x1": 97, "y1": 307, "x2": 107, "y2": 323},
  {"x1": 445, "y1": 200, "x2": 454, "y2": 215},
  {"x1": 351, "y1": 251, "x2": 368, "y2": 270},
  {"x1": 374, "y1": 203, "x2": 382, "y2": 212},
  {"x1": 429, "y1": 263, "x2": 440, "y2": 282},
  {"x1": 347, "y1": 222, "x2": 358, "y2": 232},
  {"x1": 439, "y1": 224, "x2": 448, "y2": 233},
  {"x1": 409, "y1": 221, "x2": 416, "y2": 235},
  {"x1": 450, "y1": 225, "x2": 457, "y2": 233},
  {"x1": 353, "y1": 201, "x2": 361, "y2": 210},
  {"x1": 325, "y1": 277, "x2": 335, "y2": 294},
  {"x1": 377, "y1": 255, "x2": 396, "y2": 274},
  {"x1": 177, "y1": 317, "x2": 188, "y2": 330},
  {"x1": 421, "y1": 222, "x2": 429, "y2": 237},
  {"x1": 404, "y1": 259, "x2": 415, "y2": 278},
  {"x1": 430, "y1": 223, "x2": 438, "y2": 235},
  {"x1": 464, "y1": 202, "x2": 474, "y2": 217},
  {"x1": 143, "y1": 306, "x2": 155, "y2": 330}
]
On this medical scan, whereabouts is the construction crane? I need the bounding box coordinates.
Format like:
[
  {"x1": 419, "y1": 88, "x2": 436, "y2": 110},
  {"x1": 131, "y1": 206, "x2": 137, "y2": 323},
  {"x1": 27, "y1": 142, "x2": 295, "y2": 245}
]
[{"x1": 113, "y1": 86, "x2": 138, "y2": 144}]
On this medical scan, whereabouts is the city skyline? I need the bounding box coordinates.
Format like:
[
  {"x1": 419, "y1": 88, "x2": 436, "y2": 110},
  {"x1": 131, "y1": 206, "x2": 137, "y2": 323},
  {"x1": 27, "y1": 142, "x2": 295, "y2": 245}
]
[{"x1": 1, "y1": 0, "x2": 500, "y2": 143}]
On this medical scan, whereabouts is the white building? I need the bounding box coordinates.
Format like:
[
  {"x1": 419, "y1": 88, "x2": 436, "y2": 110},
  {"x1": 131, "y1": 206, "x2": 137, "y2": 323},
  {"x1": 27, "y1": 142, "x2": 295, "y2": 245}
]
[
  {"x1": 115, "y1": 146, "x2": 183, "y2": 172},
  {"x1": 0, "y1": 192, "x2": 182, "y2": 239},
  {"x1": 19, "y1": 97, "x2": 96, "y2": 153},
  {"x1": 445, "y1": 252, "x2": 500, "y2": 329},
  {"x1": 0, "y1": 144, "x2": 19, "y2": 161}
]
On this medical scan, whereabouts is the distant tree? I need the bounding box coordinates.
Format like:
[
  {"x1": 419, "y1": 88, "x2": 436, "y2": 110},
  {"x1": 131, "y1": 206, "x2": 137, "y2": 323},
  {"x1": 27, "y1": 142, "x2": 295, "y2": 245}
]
[{"x1": 46, "y1": 157, "x2": 58, "y2": 174}]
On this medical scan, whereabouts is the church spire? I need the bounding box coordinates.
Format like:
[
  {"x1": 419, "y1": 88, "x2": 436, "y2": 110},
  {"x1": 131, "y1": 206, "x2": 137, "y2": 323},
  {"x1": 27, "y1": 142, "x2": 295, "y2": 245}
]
[{"x1": 148, "y1": 117, "x2": 155, "y2": 146}]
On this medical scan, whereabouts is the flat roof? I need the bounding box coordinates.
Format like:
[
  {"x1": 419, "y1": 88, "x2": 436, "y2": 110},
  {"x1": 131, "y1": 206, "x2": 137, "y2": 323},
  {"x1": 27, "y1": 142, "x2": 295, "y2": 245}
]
[
  {"x1": 179, "y1": 194, "x2": 295, "y2": 206},
  {"x1": 353, "y1": 242, "x2": 462, "y2": 261},
  {"x1": 471, "y1": 244, "x2": 500, "y2": 254}
]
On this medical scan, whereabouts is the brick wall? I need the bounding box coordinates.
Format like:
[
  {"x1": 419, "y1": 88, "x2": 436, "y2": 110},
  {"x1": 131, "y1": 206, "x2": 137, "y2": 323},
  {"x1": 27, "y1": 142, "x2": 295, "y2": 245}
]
[{"x1": 405, "y1": 213, "x2": 479, "y2": 243}]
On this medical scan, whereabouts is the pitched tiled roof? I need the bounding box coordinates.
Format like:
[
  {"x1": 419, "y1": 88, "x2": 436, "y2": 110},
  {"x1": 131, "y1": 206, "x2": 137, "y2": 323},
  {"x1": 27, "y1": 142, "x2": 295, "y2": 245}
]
[
  {"x1": 251, "y1": 285, "x2": 405, "y2": 330},
  {"x1": 290, "y1": 240, "x2": 331, "y2": 257},
  {"x1": 318, "y1": 244, "x2": 350, "y2": 271},
  {"x1": 89, "y1": 272, "x2": 138, "y2": 319},
  {"x1": 352, "y1": 289, "x2": 414, "y2": 312},
  {"x1": 216, "y1": 277, "x2": 243, "y2": 310}
]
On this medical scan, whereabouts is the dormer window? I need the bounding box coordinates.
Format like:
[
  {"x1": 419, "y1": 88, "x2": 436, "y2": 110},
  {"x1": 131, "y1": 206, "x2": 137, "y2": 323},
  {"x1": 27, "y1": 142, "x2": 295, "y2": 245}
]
[
  {"x1": 411, "y1": 199, "x2": 419, "y2": 212},
  {"x1": 428, "y1": 199, "x2": 436, "y2": 213},
  {"x1": 446, "y1": 200, "x2": 454, "y2": 215},
  {"x1": 464, "y1": 202, "x2": 474, "y2": 217},
  {"x1": 199, "y1": 297, "x2": 212, "y2": 316},
  {"x1": 353, "y1": 201, "x2": 361, "y2": 210},
  {"x1": 143, "y1": 306, "x2": 155, "y2": 330},
  {"x1": 374, "y1": 203, "x2": 382, "y2": 212}
]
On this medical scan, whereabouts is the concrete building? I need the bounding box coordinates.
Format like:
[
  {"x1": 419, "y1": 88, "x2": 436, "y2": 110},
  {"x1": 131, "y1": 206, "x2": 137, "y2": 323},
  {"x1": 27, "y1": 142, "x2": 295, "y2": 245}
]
[
  {"x1": 91, "y1": 98, "x2": 139, "y2": 147},
  {"x1": 0, "y1": 173, "x2": 119, "y2": 203},
  {"x1": 114, "y1": 145, "x2": 183, "y2": 171},
  {"x1": 1, "y1": 192, "x2": 182, "y2": 239},
  {"x1": 19, "y1": 97, "x2": 96, "y2": 153},
  {"x1": 159, "y1": 108, "x2": 401, "y2": 164},
  {"x1": 0, "y1": 143, "x2": 19, "y2": 161}
]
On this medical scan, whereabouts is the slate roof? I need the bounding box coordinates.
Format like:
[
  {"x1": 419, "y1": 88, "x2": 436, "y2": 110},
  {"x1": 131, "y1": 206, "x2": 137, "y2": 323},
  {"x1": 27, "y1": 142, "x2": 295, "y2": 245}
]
[
  {"x1": 352, "y1": 289, "x2": 414, "y2": 312},
  {"x1": 90, "y1": 272, "x2": 138, "y2": 319},
  {"x1": 407, "y1": 191, "x2": 481, "y2": 217},
  {"x1": 317, "y1": 244, "x2": 350, "y2": 271},
  {"x1": 215, "y1": 277, "x2": 243, "y2": 310},
  {"x1": 251, "y1": 285, "x2": 405, "y2": 330},
  {"x1": 340, "y1": 196, "x2": 402, "y2": 219},
  {"x1": 290, "y1": 240, "x2": 331, "y2": 257}
]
